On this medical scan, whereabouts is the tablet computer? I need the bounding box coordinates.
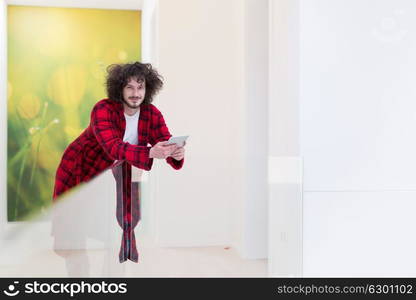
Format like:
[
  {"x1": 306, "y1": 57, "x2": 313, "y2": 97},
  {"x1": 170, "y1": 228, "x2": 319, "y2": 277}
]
[{"x1": 166, "y1": 135, "x2": 189, "y2": 147}]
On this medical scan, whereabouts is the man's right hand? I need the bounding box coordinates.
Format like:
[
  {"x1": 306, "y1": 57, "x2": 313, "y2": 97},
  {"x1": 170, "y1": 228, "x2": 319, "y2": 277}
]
[{"x1": 149, "y1": 141, "x2": 178, "y2": 159}]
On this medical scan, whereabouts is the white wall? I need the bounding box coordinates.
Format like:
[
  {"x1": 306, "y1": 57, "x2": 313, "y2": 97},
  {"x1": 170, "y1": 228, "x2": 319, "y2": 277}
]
[
  {"x1": 154, "y1": 0, "x2": 246, "y2": 248},
  {"x1": 300, "y1": 0, "x2": 416, "y2": 191},
  {"x1": 268, "y1": 0, "x2": 416, "y2": 277},
  {"x1": 154, "y1": 0, "x2": 268, "y2": 258},
  {"x1": 142, "y1": 0, "x2": 157, "y2": 64},
  {"x1": 300, "y1": 0, "x2": 416, "y2": 276}
]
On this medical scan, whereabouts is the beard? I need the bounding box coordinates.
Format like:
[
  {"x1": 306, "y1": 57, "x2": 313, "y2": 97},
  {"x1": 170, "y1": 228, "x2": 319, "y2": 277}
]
[{"x1": 122, "y1": 97, "x2": 142, "y2": 109}]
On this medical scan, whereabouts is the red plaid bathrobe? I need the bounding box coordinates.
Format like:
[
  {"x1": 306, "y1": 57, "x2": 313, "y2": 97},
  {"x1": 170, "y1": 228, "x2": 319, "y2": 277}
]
[{"x1": 53, "y1": 99, "x2": 184, "y2": 262}]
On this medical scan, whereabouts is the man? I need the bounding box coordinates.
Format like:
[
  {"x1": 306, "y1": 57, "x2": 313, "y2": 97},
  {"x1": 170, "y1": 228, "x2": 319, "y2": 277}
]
[{"x1": 53, "y1": 62, "x2": 185, "y2": 263}]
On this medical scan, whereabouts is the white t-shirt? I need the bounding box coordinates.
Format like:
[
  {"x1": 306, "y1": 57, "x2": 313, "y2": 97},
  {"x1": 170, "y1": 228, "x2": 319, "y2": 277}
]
[
  {"x1": 123, "y1": 109, "x2": 143, "y2": 182},
  {"x1": 123, "y1": 110, "x2": 140, "y2": 145},
  {"x1": 118, "y1": 110, "x2": 143, "y2": 180}
]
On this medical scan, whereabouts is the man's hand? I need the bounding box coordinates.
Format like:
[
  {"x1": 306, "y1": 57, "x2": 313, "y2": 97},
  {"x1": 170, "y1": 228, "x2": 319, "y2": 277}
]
[
  {"x1": 149, "y1": 141, "x2": 178, "y2": 159},
  {"x1": 170, "y1": 141, "x2": 186, "y2": 161}
]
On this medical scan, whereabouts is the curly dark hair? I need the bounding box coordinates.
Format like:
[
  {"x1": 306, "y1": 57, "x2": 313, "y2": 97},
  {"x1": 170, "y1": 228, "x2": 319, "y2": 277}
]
[{"x1": 105, "y1": 62, "x2": 163, "y2": 105}]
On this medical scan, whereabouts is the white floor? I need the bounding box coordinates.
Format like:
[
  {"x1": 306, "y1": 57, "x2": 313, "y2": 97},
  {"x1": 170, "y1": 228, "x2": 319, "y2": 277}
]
[{"x1": 0, "y1": 235, "x2": 267, "y2": 277}]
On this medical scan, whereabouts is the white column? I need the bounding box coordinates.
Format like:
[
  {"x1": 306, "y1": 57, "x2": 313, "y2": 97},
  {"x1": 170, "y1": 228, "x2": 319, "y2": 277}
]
[
  {"x1": 268, "y1": 0, "x2": 303, "y2": 277},
  {"x1": 241, "y1": 0, "x2": 269, "y2": 259}
]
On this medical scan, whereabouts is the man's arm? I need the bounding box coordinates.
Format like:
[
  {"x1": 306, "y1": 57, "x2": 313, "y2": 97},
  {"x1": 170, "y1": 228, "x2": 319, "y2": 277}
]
[
  {"x1": 90, "y1": 101, "x2": 154, "y2": 170},
  {"x1": 150, "y1": 105, "x2": 184, "y2": 170}
]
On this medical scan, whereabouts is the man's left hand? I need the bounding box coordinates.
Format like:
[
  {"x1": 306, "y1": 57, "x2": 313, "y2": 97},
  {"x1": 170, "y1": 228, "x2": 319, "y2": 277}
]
[{"x1": 170, "y1": 146, "x2": 185, "y2": 161}]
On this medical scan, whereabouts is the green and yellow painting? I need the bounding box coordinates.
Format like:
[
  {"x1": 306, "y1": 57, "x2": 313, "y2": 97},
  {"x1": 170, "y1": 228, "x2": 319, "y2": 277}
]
[{"x1": 7, "y1": 6, "x2": 141, "y2": 221}]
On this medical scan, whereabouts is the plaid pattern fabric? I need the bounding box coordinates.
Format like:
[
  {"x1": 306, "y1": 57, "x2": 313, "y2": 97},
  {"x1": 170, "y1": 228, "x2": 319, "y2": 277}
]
[
  {"x1": 112, "y1": 161, "x2": 140, "y2": 262},
  {"x1": 52, "y1": 99, "x2": 184, "y2": 262}
]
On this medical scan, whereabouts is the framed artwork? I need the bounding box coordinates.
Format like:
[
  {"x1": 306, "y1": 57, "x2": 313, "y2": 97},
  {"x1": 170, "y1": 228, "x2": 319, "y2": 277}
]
[{"x1": 7, "y1": 5, "x2": 141, "y2": 221}]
